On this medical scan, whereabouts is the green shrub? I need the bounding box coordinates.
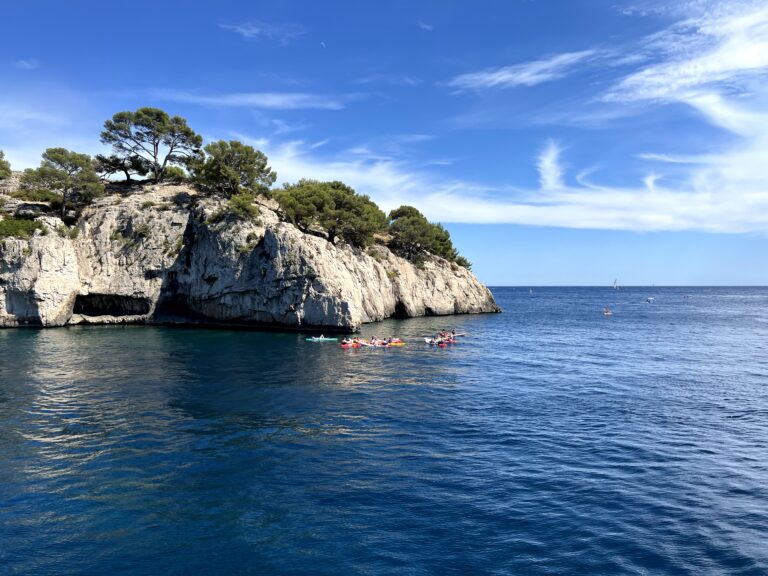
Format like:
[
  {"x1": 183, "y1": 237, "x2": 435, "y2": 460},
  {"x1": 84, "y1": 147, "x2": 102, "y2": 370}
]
[
  {"x1": 367, "y1": 247, "x2": 383, "y2": 262},
  {"x1": 455, "y1": 256, "x2": 472, "y2": 270},
  {"x1": 0, "y1": 150, "x2": 11, "y2": 180},
  {"x1": 228, "y1": 192, "x2": 260, "y2": 220},
  {"x1": 57, "y1": 225, "x2": 80, "y2": 239},
  {"x1": 11, "y1": 189, "x2": 61, "y2": 203},
  {"x1": 0, "y1": 217, "x2": 42, "y2": 239},
  {"x1": 159, "y1": 165, "x2": 187, "y2": 183},
  {"x1": 209, "y1": 192, "x2": 260, "y2": 224}
]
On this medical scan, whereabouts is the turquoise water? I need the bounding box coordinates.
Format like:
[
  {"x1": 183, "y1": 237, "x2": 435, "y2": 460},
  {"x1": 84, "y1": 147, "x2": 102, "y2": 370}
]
[{"x1": 1, "y1": 287, "x2": 768, "y2": 574}]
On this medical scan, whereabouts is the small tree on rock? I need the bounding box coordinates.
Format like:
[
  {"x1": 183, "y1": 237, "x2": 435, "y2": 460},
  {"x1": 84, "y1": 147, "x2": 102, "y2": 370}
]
[
  {"x1": 20, "y1": 148, "x2": 104, "y2": 219},
  {"x1": 0, "y1": 150, "x2": 11, "y2": 180},
  {"x1": 94, "y1": 153, "x2": 149, "y2": 182},
  {"x1": 275, "y1": 179, "x2": 386, "y2": 247},
  {"x1": 100, "y1": 107, "x2": 202, "y2": 183},
  {"x1": 192, "y1": 140, "x2": 276, "y2": 197},
  {"x1": 388, "y1": 205, "x2": 466, "y2": 265}
]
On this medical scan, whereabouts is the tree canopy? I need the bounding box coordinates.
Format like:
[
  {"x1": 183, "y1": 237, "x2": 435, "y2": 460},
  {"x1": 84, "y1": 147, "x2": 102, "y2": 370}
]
[
  {"x1": 0, "y1": 150, "x2": 11, "y2": 180},
  {"x1": 192, "y1": 140, "x2": 276, "y2": 197},
  {"x1": 275, "y1": 179, "x2": 386, "y2": 247},
  {"x1": 100, "y1": 107, "x2": 202, "y2": 183},
  {"x1": 94, "y1": 153, "x2": 149, "y2": 182},
  {"x1": 20, "y1": 148, "x2": 104, "y2": 218},
  {"x1": 388, "y1": 205, "x2": 469, "y2": 267}
]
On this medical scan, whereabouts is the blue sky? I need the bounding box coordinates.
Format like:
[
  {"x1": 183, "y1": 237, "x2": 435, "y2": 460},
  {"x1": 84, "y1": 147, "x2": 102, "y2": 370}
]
[{"x1": 2, "y1": 0, "x2": 768, "y2": 285}]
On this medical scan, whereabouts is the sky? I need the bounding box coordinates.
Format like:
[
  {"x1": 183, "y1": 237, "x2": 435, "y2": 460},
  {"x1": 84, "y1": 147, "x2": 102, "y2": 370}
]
[{"x1": 2, "y1": 0, "x2": 768, "y2": 285}]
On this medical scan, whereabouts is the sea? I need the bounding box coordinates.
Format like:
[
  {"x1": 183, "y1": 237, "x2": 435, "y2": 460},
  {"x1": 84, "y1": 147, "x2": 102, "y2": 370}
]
[{"x1": 1, "y1": 287, "x2": 767, "y2": 575}]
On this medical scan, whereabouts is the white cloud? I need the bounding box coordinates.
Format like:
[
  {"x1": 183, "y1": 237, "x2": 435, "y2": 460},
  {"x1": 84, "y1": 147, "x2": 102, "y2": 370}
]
[
  {"x1": 355, "y1": 73, "x2": 422, "y2": 86},
  {"x1": 219, "y1": 21, "x2": 305, "y2": 44},
  {"x1": 448, "y1": 50, "x2": 597, "y2": 90},
  {"x1": 242, "y1": 137, "x2": 768, "y2": 233},
  {"x1": 0, "y1": 104, "x2": 66, "y2": 130},
  {"x1": 643, "y1": 172, "x2": 661, "y2": 191},
  {"x1": 605, "y1": 4, "x2": 768, "y2": 103},
  {"x1": 206, "y1": 2, "x2": 768, "y2": 234},
  {"x1": 536, "y1": 140, "x2": 564, "y2": 190},
  {"x1": 270, "y1": 118, "x2": 309, "y2": 135},
  {"x1": 14, "y1": 59, "x2": 39, "y2": 70},
  {"x1": 151, "y1": 89, "x2": 352, "y2": 111},
  {"x1": 418, "y1": 21, "x2": 435, "y2": 31},
  {"x1": 636, "y1": 152, "x2": 710, "y2": 164}
]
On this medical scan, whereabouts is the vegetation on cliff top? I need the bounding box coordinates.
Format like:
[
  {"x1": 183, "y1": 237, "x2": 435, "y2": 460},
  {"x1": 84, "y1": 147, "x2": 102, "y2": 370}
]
[
  {"x1": 20, "y1": 148, "x2": 104, "y2": 220},
  {"x1": 0, "y1": 217, "x2": 43, "y2": 239},
  {"x1": 0, "y1": 109, "x2": 470, "y2": 268},
  {"x1": 0, "y1": 151, "x2": 11, "y2": 180},
  {"x1": 100, "y1": 107, "x2": 202, "y2": 183},
  {"x1": 274, "y1": 179, "x2": 387, "y2": 248}
]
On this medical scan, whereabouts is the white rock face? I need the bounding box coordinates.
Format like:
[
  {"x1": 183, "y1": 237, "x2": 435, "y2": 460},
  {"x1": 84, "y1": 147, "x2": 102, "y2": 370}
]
[{"x1": 0, "y1": 185, "x2": 499, "y2": 330}]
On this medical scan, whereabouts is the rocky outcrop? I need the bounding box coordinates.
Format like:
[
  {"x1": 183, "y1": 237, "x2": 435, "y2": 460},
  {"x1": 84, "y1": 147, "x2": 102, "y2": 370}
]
[{"x1": 0, "y1": 185, "x2": 499, "y2": 331}]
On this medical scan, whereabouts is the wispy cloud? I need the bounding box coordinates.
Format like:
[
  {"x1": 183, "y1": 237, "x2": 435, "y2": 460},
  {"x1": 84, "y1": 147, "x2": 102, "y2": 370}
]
[
  {"x1": 448, "y1": 50, "x2": 597, "y2": 90},
  {"x1": 355, "y1": 73, "x2": 422, "y2": 86},
  {"x1": 537, "y1": 140, "x2": 564, "y2": 190},
  {"x1": 604, "y1": 4, "x2": 768, "y2": 103},
  {"x1": 270, "y1": 118, "x2": 309, "y2": 135},
  {"x1": 636, "y1": 152, "x2": 710, "y2": 164},
  {"x1": 220, "y1": 21, "x2": 305, "y2": 44},
  {"x1": 13, "y1": 59, "x2": 39, "y2": 70},
  {"x1": 0, "y1": 103, "x2": 66, "y2": 129},
  {"x1": 418, "y1": 21, "x2": 435, "y2": 31},
  {"x1": 642, "y1": 172, "x2": 661, "y2": 191},
  {"x1": 151, "y1": 89, "x2": 353, "y2": 111},
  {"x1": 232, "y1": 136, "x2": 768, "y2": 233}
]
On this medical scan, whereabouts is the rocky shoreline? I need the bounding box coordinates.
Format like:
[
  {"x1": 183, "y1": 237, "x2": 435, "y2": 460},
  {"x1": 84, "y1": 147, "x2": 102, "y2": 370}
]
[{"x1": 0, "y1": 183, "x2": 500, "y2": 331}]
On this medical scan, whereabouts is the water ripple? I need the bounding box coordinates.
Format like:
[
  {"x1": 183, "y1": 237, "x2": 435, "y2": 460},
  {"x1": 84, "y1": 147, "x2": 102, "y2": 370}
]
[{"x1": 1, "y1": 288, "x2": 767, "y2": 574}]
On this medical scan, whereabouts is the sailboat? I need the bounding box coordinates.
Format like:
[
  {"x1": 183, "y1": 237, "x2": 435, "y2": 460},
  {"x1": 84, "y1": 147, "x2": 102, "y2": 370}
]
[{"x1": 613, "y1": 279, "x2": 619, "y2": 290}]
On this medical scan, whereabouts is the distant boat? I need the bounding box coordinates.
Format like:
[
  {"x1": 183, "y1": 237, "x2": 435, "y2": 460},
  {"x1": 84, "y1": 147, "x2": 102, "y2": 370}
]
[
  {"x1": 645, "y1": 297, "x2": 655, "y2": 304},
  {"x1": 603, "y1": 307, "x2": 613, "y2": 316},
  {"x1": 613, "y1": 279, "x2": 619, "y2": 290},
  {"x1": 529, "y1": 288, "x2": 533, "y2": 294}
]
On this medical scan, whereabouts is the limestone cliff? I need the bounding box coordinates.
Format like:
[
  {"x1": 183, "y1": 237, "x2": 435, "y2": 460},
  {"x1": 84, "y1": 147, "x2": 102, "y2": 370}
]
[{"x1": 0, "y1": 184, "x2": 500, "y2": 331}]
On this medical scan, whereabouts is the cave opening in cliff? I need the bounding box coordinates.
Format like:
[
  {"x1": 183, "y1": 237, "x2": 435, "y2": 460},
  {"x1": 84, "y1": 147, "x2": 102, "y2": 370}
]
[
  {"x1": 392, "y1": 301, "x2": 409, "y2": 319},
  {"x1": 73, "y1": 294, "x2": 152, "y2": 317}
]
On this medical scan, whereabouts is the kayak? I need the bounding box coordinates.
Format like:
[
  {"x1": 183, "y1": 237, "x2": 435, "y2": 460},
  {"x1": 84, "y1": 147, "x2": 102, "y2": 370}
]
[
  {"x1": 424, "y1": 338, "x2": 458, "y2": 345},
  {"x1": 341, "y1": 341, "x2": 405, "y2": 348},
  {"x1": 306, "y1": 337, "x2": 338, "y2": 342}
]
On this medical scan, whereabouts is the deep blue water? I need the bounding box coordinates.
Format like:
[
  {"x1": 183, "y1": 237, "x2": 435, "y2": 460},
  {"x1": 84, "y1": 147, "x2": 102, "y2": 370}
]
[{"x1": 1, "y1": 287, "x2": 768, "y2": 575}]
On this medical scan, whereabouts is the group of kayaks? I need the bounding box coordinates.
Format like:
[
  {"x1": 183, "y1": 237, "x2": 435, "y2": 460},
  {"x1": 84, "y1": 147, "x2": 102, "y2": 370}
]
[
  {"x1": 305, "y1": 330, "x2": 467, "y2": 349},
  {"x1": 424, "y1": 330, "x2": 466, "y2": 348},
  {"x1": 339, "y1": 337, "x2": 406, "y2": 349}
]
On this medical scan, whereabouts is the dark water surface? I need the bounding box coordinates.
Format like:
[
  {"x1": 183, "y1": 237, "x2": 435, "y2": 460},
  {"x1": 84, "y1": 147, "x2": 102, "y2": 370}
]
[{"x1": 1, "y1": 287, "x2": 768, "y2": 575}]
